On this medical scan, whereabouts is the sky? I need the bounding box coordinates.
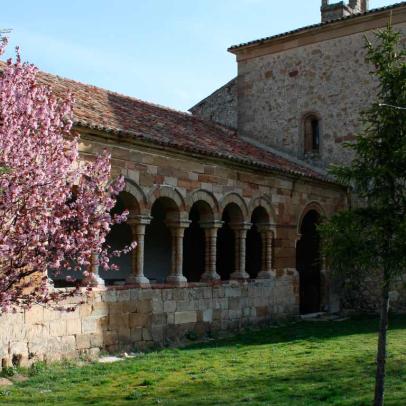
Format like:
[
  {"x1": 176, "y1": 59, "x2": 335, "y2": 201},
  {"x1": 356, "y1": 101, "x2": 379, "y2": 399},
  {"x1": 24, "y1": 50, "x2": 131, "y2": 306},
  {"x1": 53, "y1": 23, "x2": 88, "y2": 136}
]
[{"x1": 2, "y1": 0, "x2": 396, "y2": 111}]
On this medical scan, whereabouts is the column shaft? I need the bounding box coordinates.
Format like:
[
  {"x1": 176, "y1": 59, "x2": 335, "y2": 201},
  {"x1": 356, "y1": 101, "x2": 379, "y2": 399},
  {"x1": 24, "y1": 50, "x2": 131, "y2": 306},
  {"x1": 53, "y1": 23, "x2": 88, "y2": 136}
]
[
  {"x1": 166, "y1": 221, "x2": 190, "y2": 286},
  {"x1": 257, "y1": 227, "x2": 275, "y2": 279},
  {"x1": 230, "y1": 223, "x2": 251, "y2": 280},
  {"x1": 201, "y1": 225, "x2": 221, "y2": 281},
  {"x1": 126, "y1": 216, "x2": 151, "y2": 287}
]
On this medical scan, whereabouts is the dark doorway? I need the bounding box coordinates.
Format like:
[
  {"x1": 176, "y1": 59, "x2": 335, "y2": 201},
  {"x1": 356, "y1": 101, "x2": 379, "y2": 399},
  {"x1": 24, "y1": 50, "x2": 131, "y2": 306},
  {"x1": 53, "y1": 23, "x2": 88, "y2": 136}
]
[
  {"x1": 144, "y1": 198, "x2": 175, "y2": 283},
  {"x1": 296, "y1": 210, "x2": 321, "y2": 314},
  {"x1": 246, "y1": 206, "x2": 268, "y2": 278},
  {"x1": 217, "y1": 203, "x2": 242, "y2": 280},
  {"x1": 183, "y1": 204, "x2": 205, "y2": 282},
  {"x1": 246, "y1": 227, "x2": 262, "y2": 279},
  {"x1": 102, "y1": 193, "x2": 134, "y2": 285}
]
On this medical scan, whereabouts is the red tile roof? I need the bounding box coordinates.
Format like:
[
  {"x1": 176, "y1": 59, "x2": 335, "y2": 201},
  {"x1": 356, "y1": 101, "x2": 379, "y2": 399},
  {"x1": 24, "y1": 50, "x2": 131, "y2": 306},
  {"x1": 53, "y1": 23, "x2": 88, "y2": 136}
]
[
  {"x1": 229, "y1": 2, "x2": 406, "y2": 52},
  {"x1": 6, "y1": 62, "x2": 332, "y2": 183}
]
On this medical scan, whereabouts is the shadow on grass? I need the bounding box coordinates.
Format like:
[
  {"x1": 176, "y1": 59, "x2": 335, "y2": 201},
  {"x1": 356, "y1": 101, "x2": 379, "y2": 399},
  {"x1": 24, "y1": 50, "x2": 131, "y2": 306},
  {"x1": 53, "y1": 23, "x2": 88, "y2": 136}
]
[{"x1": 181, "y1": 315, "x2": 406, "y2": 352}]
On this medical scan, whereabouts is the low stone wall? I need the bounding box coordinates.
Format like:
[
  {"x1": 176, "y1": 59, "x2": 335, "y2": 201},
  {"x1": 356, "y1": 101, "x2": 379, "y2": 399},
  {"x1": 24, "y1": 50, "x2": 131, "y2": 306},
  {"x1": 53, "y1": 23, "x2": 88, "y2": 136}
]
[
  {"x1": 0, "y1": 270, "x2": 298, "y2": 369},
  {"x1": 340, "y1": 273, "x2": 406, "y2": 314}
]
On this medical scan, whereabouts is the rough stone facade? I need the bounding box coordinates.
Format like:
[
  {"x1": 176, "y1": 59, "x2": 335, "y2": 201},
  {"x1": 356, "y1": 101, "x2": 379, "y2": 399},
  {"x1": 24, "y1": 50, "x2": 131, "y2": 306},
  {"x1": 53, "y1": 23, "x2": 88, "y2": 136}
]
[
  {"x1": 194, "y1": 6, "x2": 406, "y2": 170},
  {"x1": 189, "y1": 78, "x2": 237, "y2": 129},
  {"x1": 0, "y1": 278, "x2": 297, "y2": 368}
]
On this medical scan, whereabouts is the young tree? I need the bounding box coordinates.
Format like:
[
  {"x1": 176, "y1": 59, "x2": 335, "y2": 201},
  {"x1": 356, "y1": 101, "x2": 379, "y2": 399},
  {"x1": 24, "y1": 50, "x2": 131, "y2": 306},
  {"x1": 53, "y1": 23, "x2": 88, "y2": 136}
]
[
  {"x1": 320, "y1": 24, "x2": 406, "y2": 406},
  {"x1": 0, "y1": 40, "x2": 135, "y2": 313}
]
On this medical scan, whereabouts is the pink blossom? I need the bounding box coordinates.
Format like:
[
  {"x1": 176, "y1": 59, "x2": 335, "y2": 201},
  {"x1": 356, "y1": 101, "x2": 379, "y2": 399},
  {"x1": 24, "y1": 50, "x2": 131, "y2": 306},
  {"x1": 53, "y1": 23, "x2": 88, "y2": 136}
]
[{"x1": 0, "y1": 41, "x2": 135, "y2": 312}]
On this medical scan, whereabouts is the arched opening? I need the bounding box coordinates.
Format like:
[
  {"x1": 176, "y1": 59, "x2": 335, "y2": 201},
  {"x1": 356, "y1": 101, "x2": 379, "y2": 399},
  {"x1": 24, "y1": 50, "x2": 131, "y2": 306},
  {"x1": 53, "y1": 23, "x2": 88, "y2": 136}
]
[
  {"x1": 217, "y1": 203, "x2": 243, "y2": 280},
  {"x1": 183, "y1": 201, "x2": 213, "y2": 282},
  {"x1": 101, "y1": 191, "x2": 138, "y2": 285},
  {"x1": 246, "y1": 206, "x2": 269, "y2": 278},
  {"x1": 296, "y1": 209, "x2": 321, "y2": 314},
  {"x1": 144, "y1": 197, "x2": 179, "y2": 283}
]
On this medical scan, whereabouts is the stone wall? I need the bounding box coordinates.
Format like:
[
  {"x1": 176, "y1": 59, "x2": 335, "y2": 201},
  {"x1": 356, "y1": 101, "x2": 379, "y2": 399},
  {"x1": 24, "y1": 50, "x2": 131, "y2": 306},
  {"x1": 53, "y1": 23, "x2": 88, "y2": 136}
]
[
  {"x1": 0, "y1": 276, "x2": 297, "y2": 369},
  {"x1": 188, "y1": 9, "x2": 403, "y2": 170},
  {"x1": 236, "y1": 20, "x2": 406, "y2": 169},
  {"x1": 189, "y1": 78, "x2": 237, "y2": 129}
]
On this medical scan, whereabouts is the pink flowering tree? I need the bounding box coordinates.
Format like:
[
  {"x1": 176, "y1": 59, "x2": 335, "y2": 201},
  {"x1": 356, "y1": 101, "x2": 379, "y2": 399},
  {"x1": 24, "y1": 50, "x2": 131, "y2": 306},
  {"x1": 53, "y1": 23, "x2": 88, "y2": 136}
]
[{"x1": 0, "y1": 39, "x2": 135, "y2": 312}]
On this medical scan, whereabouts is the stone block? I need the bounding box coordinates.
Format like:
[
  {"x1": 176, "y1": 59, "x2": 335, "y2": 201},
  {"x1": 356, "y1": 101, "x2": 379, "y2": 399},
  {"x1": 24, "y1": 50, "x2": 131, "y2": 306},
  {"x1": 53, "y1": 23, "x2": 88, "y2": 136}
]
[
  {"x1": 116, "y1": 290, "x2": 131, "y2": 302},
  {"x1": 90, "y1": 334, "x2": 104, "y2": 348},
  {"x1": 82, "y1": 318, "x2": 99, "y2": 334},
  {"x1": 152, "y1": 299, "x2": 163, "y2": 313},
  {"x1": 80, "y1": 304, "x2": 93, "y2": 318},
  {"x1": 142, "y1": 328, "x2": 152, "y2": 341},
  {"x1": 130, "y1": 328, "x2": 143, "y2": 341},
  {"x1": 91, "y1": 302, "x2": 109, "y2": 317},
  {"x1": 49, "y1": 320, "x2": 67, "y2": 337},
  {"x1": 102, "y1": 290, "x2": 117, "y2": 303},
  {"x1": 163, "y1": 300, "x2": 176, "y2": 313},
  {"x1": 109, "y1": 313, "x2": 129, "y2": 330},
  {"x1": 103, "y1": 331, "x2": 118, "y2": 346},
  {"x1": 25, "y1": 306, "x2": 44, "y2": 324},
  {"x1": 225, "y1": 286, "x2": 241, "y2": 298},
  {"x1": 176, "y1": 300, "x2": 195, "y2": 312},
  {"x1": 9, "y1": 341, "x2": 28, "y2": 357},
  {"x1": 129, "y1": 313, "x2": 150, "y2": 328},
  {"x1": 136, "y1": 299, "x2": 152, "y2": 313},
  {"x1": 202, "y1": 309, "x2": 213, "y2": 323},
  {"x1": 66, "y1": 319, "x2": 82, "y2": 335},
  {"x1": 174, "y1": 311, "x2": 197, "y2": 325},
  {"x1": 76, "y1": 334, "x2": 91, "y2": 350}
]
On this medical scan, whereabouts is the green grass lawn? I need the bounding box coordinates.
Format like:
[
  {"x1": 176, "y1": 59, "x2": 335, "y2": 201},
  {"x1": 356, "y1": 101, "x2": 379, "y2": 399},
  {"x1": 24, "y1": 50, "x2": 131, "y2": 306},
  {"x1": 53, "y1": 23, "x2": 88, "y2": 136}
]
[{"x1": 1, "y1": 316, "x2": 406, "y2": 406}]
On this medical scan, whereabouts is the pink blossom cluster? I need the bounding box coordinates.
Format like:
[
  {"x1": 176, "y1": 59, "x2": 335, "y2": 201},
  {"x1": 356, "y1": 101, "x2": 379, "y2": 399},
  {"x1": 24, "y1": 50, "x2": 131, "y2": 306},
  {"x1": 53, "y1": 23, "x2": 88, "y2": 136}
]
[{"x1": 0, "y1": 40, "x2": 135, "y2": 312}]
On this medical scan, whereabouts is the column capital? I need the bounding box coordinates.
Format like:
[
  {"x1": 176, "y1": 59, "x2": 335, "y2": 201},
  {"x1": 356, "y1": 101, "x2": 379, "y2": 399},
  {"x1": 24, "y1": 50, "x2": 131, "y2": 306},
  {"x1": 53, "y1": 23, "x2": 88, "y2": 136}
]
[
  {"x1": 199, "y1": 220, "x2": 224, "y2": 229},
  {"x1": 256, "y1": 223, "x2": 275, "y2": 234},
  {"x1": 166, "y1": 219, "x2": 192, "y2": 230},
  {"x1": 229, "y1": 222, "x2": 252, "y2": 231},
  {"x1": 127, "y1": 215, "x2": 153, "y2": 227}
]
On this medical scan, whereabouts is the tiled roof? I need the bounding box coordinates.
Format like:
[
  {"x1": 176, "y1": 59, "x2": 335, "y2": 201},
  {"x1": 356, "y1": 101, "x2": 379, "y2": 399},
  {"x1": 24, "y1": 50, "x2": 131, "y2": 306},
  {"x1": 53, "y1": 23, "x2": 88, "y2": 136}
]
[
  {"x1": 228, "y1": 1, "x2": 406, "y2": 51},
  {"x1": 0, "y1": 59, "x2": 330, "y2": 183},
  {"x1": 38, "y1": 72, "x2": 331, "y2": 183}
]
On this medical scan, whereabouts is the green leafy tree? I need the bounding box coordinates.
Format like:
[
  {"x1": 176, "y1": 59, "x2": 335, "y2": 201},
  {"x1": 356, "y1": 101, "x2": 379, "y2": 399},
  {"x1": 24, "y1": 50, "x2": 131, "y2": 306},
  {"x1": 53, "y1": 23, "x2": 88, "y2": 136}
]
[{"x1": 320, "y1": 23, "x2": 406, "y2": 406}]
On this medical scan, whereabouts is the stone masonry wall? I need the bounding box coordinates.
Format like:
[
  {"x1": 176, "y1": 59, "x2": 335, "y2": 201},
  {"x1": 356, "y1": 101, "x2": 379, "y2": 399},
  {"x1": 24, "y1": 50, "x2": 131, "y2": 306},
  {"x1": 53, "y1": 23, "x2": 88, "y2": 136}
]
[
  {"x1": 236, "y1": 22, "x2": 406, "y2": 169},
  {"x1": 189, "y1": 78, "x2": 237, "y2": 129},
  {"x1": 0, "y1": 276, "x2": 297, "y2": 369}
]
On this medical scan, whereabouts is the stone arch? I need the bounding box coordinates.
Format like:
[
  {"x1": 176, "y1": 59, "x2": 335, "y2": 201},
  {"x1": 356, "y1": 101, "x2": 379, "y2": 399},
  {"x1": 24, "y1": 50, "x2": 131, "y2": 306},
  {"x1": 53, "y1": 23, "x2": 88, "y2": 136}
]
[
  {"x1": 249, "y1": 195, "x2": 275, "y2": 223},
  {"x1": 296, "y1": 201, "x2": 326, "y2": 315},
  {"x1": 297, "y1": 201, "x2": 326, "y2": 235},
  {"x1": 149, "y1": 185, "x2": 187, "y2": 218},
  {"x1": 220, "y1": 192, "x2": 249, "y2": 221},
  {"x1": 187, "y1": 189, "x2": 220, "y2": 220},
  {"x1": 123, "y1": 178, "x2": 148, "y2": 215}
]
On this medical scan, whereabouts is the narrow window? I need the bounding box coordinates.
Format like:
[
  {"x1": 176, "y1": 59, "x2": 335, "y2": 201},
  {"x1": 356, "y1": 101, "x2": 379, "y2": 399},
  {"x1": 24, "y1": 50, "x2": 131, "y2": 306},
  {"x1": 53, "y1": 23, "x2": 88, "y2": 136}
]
[{"x1": 304, "y1": 115, "x2": 320, "y2": 153}]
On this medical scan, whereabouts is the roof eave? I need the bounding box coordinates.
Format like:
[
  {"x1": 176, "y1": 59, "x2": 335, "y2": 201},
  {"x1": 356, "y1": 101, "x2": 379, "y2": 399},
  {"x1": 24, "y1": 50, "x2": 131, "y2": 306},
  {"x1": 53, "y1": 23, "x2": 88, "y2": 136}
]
[{"x1": 228, "y1": 2, "x2": 406, "y2": 55}]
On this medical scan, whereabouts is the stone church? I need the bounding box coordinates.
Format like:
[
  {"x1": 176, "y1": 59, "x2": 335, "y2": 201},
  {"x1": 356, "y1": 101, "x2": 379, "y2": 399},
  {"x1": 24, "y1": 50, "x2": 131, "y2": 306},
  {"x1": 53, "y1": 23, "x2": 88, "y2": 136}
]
[{"x1": 1, "y1": 1, "x2": 405, "y2": 366}]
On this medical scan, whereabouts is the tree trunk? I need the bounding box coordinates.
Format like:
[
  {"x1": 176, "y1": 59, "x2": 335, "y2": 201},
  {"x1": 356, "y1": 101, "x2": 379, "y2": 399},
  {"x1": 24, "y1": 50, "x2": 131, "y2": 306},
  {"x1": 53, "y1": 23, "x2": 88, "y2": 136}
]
[{"x1": 373, "y1": 275, "x2": 390, "y2": 406}]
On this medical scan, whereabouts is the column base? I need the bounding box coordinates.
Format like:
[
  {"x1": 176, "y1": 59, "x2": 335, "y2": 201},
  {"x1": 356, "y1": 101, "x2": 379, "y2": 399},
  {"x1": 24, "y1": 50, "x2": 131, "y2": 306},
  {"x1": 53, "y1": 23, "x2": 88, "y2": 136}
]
[
  {"x1": 125, "y1": 274, "x2": 150, "y2": 287},
  {"x1": 166, "y1": 275, "x2": 188, "y2": 286},
  {"x1": 257, "y1": 270, "x2": 276, "y2": 279},
  {"x1": 230, "y1": 271, "x2": 250, "y2": 280},
  {"x1": 200, "y1": 271, "x2": 221, "y2": 282},
  {"x1": 83, "y1": 274, "x2": 105, "y2": 288}
]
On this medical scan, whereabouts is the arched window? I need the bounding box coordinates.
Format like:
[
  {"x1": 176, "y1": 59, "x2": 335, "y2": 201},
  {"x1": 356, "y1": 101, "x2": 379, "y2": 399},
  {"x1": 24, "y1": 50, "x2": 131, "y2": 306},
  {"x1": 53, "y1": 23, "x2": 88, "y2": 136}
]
[{"x1": 304, "y1": 115, "x2": 320, "y2": 154}]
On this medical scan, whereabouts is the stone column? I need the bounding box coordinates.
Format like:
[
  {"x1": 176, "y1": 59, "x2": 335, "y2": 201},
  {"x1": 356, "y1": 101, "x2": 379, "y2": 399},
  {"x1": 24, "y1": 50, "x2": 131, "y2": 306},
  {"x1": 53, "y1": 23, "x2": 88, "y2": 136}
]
[
  {"x1": 166, "y1": 220, "x2": 191, "y2": 286},
  {"x1": 200, "y1": 220, "x2": 223, "y2": 282},
  {"x1": 257, "y1": 224, "x2": 275, "y2": 279},
  {"x1": 84, "y1": 252, "x2": 105, "y2": 287},
  {"x1": 230, "y1": 223, "x2": 251, "y2": 280},
  {"x1": 126, "y1": 215, "x2": 152, "y2": 287}
]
